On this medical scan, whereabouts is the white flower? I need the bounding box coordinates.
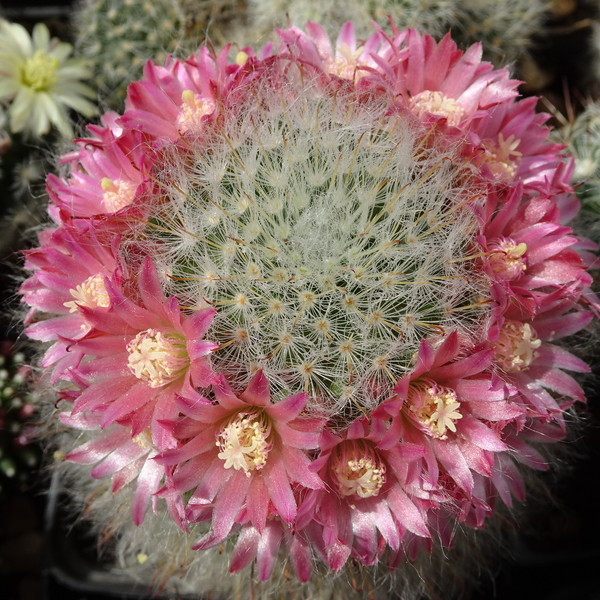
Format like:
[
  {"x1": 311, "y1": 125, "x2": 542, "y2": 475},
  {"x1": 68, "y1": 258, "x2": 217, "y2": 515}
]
[{"x1": 0, "y1": 20, "x2": 97, "y2": 138}]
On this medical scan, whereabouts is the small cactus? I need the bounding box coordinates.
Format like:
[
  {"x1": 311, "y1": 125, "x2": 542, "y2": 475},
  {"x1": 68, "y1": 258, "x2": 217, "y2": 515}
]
[
  {"x1": 559, "y1": 102, "x2": 600, "y2": 214},
  {"x1": 73, "y1": 0, "x2": 191, "y2": 109},
  {"x1": 73, "y1": 0, "x2": 248, "y2": 111},
  {"x1": 0, "y1": 346, "x2": 40, "y2": 498}
]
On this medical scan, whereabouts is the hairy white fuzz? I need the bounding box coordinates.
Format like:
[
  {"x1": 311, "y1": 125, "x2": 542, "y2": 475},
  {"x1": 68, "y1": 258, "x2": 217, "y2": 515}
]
[{"x1": 140, "y1": 85, "x2": 490, "y2": 416}]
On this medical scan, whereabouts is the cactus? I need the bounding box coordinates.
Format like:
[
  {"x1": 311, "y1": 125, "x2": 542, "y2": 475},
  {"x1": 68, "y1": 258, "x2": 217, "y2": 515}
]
[{"x1": 72, "y1": 0, "x2": 248, "y2": 111}]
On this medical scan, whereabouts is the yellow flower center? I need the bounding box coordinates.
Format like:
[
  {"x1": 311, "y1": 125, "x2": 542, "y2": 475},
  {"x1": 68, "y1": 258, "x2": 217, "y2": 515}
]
[
  {"x1": 235, "y1": 51, "x2": 249, "y2": 66},
  {"x1": 481, "y1": 134, "x2": 522, "y2": 181},
  {"x1": 132, "y1": 429, "x2": 153, "y2": 449},
  {"x1": 101, "y1": 178, "x2": 137, "y2": 212},
  {"x1": 488, "y1": 238, "x2": 527, "y2": 280},
  {"x1": 21, "y1": 49, "x2": 59, "y2": 92},
  {"x1": 177, "y1": 90, "x2": 215, "y2": 134},
  {"x1": 64, "y1": 274, "x2": 110, "y2": 312},
  {"x1": 333, "y1": 440, "x2": 386, "y2": 499},
  {"x1": 408, "y1": 380, "x2": 462, "y2": 438},
  {"x1": 410, "y1": 91, "x2": 465, "y2": 126},
  {"x1": 326, "y1": 43, "x2": 367, "y2": 81},
  {"x1": 216, "y1": 411, "x2": 272, "y2": 476},
  {"x1": 127, "y1": 329, "x2": 189, "y2": 387},
  {"x1": 494, "y1": 321, "x2": 541, "y2": 372}
]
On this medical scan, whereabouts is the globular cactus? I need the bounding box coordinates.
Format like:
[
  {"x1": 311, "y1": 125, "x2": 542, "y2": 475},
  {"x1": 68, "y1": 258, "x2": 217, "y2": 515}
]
[
  {"x1": 560, "y1": 102, "x2": 600, "y2": 214},
  {"x1": 72, "y1": 0, "x2": 248, "y2": 110},
  {"x1": 0, "y1": 347, "x2": 40, "y2": 498},
  {"x1": 19, "y1": 20, "x2": 597, "y2": 600}
]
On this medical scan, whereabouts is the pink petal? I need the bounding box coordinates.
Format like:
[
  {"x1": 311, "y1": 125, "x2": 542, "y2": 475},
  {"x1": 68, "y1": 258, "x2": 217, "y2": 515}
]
[
  {"x1": 452, "y1": 377, "x2": 511, "y2": 403},
  {"x1": 240, "y1": 370, "x2": 271, "y2": 407},
  {"x1": 212, "y1": 470, "x2": 252, "y2": 540},
  {"x1": 281, "y1": 445, "x2": 323, "y2": 489},
  {"x1": 247, "y1": 476, "x2": 270, "y2": 532},
  {"x1": 90, "y1": 442, "x2": 147, "y2": 478},
  {"x1": 100, "y1": 380, "x2": 153, "y2": 427},
  {"x1": 275, "y1": 422, "x2": 321, "y2": 449},
  {"x1": 432, "y1": 439, "x2": 474, "y2": 493},
  {"x1": 525, "y1": 366, "x2": 586, "y2": 403},
  {"x1": 468, "y1": 400, "x2": 523, "y2": 421},
  {"x1": 267, "y1": 392, "x2": 307, "y2": 422},
  {"x1": 263, "y1": 459, "x2": 296, "y2": 524},
  {"x1": 132, "y1": 455, "x2": 164, "y2": 525},
  {"x1": 533, "y1": 311, "x2": 593, "y2": 341},
  {"x1": 170, "y1": 452, "x2": 215, "y2": 493},
  {"x1": 112, "y1": 458, "x2": 144, "y2": 493},
  {"x1": 188, "y1": 456, "x2": 231, "y2": 505},
  {"x1": 373, "y1": 499, "x2": 401, "y2": 550},
  {"x1": 65, "y1": 428, "x2": 130, "y2": 463},
  {"x1": 533, "y1": 344, "x2": 590, "y2": 372},
  {"x1": 459, "y1": 416, "x2": 507, "y2": 451},
  {"x1": 183, "y1": 308, "x2": 217, "y2": 341},
  {"x1": 431, "y1": 349, "x2": 493, "y2": 380},
  {"x1": 257, "y1": 521, "x2": 283, "y2": 581},
  {"x1": 71, "y1": 377, "x2": 134, "y2": 415},
  {"x1": 386, "y1": 485, "x2": 430, "y2": 538},
  {"x1": 289, "y1": 531, "x2": 312, "y2": 582},
  {"x1": 138, "y1": 257, "x2": 168, "y2": 316},
  {"x1": 213, "y1": 375, "x2": 247, "y2": 410},
  {"x1": 229, "y1": 526, "x2": 259, "y2": 573},
  {"x1": 156, "y1": 426, "x2": 217, "y2": 466}
]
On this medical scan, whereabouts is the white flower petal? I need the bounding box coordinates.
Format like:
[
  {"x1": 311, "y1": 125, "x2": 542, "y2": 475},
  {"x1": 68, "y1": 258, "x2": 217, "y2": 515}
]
[
  {"x1": 32, "y1": 22, "x2": 50, "y2": 52},
  {"x1": 53, "y1": 92, "x2": 97, "y2": 117},
  {"x1": 9, "y1": 87, "x2": 35, "y2": 133},
  {"x1": 0, "y1": 78, "x2": 20, "y2": 100},
  {"x1": 31, "y1": 99, "x2": 51, "y2": 137},
  {"x1": 0, "y1": 20, "x2": 32, "y2": 57},
  {"x1": 51, "y1": 42, "x2": 73, "y2": 62}
]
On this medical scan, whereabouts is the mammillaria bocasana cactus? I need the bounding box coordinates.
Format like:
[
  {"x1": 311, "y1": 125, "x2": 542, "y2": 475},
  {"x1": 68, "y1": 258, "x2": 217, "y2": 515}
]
[{"x1": 20, "y1": 20, "x2": 598, "y2": 600}]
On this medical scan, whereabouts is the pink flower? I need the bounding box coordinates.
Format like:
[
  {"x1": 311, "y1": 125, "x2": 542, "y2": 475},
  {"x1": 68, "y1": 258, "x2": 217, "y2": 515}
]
[
  {"x1": 301, "y1": 417, "x2": 429, "y2": 570},
  {"x1": 377, "y1": 333, "x2": 519, "y2": 511},
  {"x1": 46, "y1": 112, "x2": 150, "y2": 223},
  {"x1": 20, "y1": 222, "x2": 123, "y2": 381},
  {"x1": 156, "y1": 371, "x2": 324, "y2": 543},
  {"x1": 228, "y1": 519, "x2": 314, "y2": 582},
  {"x1": 119, "y1": 53, "x2": 223, "y2": 140},
  {"x1": 64, "y1": 257, "x2": 217, "y2": 450},
  {"x1": 60, "y1": 411, "x2": 166, "y2": 525},
  {"x1": 480, "y1": 187, "x2": 593, "y2": 316}
]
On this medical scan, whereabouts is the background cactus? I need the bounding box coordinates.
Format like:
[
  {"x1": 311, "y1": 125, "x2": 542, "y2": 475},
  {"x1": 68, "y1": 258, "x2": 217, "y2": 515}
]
[
  {"x1": 72, "y1": 0, "x2": 248, "y2": 111},
  {"x1": 0, "y1": 345, "x2": 39, "y2": 500}
]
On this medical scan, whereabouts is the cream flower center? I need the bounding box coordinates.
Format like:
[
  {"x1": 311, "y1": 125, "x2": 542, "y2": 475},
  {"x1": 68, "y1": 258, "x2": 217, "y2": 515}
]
[
  {"x1": 488, "y1": 237, "x2": 527, "y2": 280},
  {"x1": 408, "y1": 380, "x2": 462, "y2": 438},
  {"x1": 332, "y1": 441, "x2": 385, "y2": 498},
  {"x1": 64, "y1": 274, "x2": 110, "y2": 312},
  {"x1": 494, "y1": 321, "x2": 541, "y2": 372},
  {"x1": 101, "y1": 178, "x2": 137, "y2": 212},
  {"x1": 127, "y1": 329, "x2": 189, "y2": 387},
  {"x1": 132, "y1": 429, "x2": 154, "y2": 449},
  {"x1": 410, "y1": 91, "x2": 465, "y2": 126},
  {"x1": 21, "y1": 49, "x2": 59, "y2": 92},
  {"x1": 481, "y1": 134, "x2": 522, "y2": 181},
  {"x1": 177, "y1": 90, "x2": 215, "y2": 134},
  {"x1": 326, "y1": 43, "x2": 366, "y2": 80},
  {"x1": 216, "y1": 411, "x2": 272, "y2": 476}
]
